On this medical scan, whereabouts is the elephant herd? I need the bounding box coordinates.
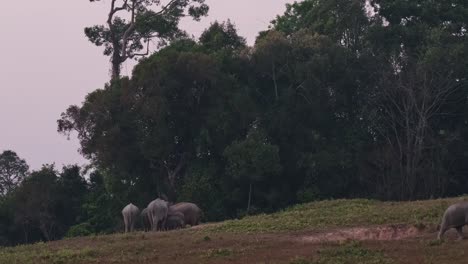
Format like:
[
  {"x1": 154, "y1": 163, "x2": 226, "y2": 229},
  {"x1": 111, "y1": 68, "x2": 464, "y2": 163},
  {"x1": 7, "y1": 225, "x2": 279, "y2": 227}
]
[{"x1": 121, "y1": 198, "x2": 202, "y2": 233}]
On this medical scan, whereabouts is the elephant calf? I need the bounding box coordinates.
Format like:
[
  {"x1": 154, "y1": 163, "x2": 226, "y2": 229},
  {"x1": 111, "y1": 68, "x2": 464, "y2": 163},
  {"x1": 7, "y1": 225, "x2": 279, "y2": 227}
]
[
  {"x1": 141, "y1": 208, "x2": 151, "y2": 232},
  {"x1": 122, "y1": 203, "x2": 140, "y2": 233},
  {"x1": 438, "y1": 201, "x2": 468, "y2": 240},
  {"x1": 165, "y1": 211, "x2": 185, "y2": 230}
]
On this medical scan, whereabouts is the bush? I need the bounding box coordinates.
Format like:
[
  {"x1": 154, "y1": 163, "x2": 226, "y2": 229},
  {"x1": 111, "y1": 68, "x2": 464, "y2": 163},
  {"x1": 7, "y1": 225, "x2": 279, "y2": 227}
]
[
  {"x1": 65, "y1": 222, "x2": 93, "y2": 238},
  {"x1": 178, "y1": 164, "x2": 226, "y2": 221},
  {"x1": 296, "y1": 187, "x2": 321, "y2": 203}
]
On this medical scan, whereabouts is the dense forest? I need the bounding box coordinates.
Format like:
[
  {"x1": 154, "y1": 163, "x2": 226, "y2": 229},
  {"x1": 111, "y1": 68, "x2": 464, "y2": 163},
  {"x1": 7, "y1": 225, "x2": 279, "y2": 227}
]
[{"x1": 0, "y1": 0, "x2": 467, "y2": 245}]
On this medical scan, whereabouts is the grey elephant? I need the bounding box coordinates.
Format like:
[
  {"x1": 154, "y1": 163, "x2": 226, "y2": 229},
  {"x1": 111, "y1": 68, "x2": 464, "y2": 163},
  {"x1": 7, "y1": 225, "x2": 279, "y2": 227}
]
[
  {"x1": 169, "y1": 202, "x2": 202, "y2": 226},
  {"x1": 165, "y1": 211, "x2": 185, "y2": 230},
  {"x1": 438, "y1": 201, "x2": 468, "y2": 240},
  {"x1": 141, "y1": 207, "x2": 151, "y2": 232},
  {"x1": 122, "y1": 203, "x2": 140, "y2": 233},
  {"x1": 147, "y1": 198, "x2": 169, "y2": 231}
]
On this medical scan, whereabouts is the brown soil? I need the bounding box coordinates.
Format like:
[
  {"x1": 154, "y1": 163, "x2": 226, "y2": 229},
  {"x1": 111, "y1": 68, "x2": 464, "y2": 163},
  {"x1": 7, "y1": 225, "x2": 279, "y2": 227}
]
[
  {"x1": 298, "y1": 224, "x2": 424, "y2": 243},
  {"x1": 19, "y1": 224, "x2": 468, "y2": 264}
]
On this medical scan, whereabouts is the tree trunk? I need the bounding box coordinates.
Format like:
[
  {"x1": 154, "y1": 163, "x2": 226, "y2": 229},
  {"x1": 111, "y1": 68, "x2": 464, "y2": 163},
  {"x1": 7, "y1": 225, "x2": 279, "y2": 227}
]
[
  {"x1": 39, "y1": 223, "x2": 50, "y2": 241},
  {"x1": 111, "y1": 49, "x2": 122, "y2": 80},
  {"x1": 272, "y1": 62, "x2": 278, "y2": 101},
  {"x1": 247, "y1": 183, "x2": 253, "y2": 214},
  {"x1": 22, "y1": 224, "x2": 28, "y2": 243}
]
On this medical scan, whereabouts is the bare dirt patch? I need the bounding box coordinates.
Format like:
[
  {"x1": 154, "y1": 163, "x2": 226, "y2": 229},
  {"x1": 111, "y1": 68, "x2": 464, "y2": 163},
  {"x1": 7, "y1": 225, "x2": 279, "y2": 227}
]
[{"x1": 298, "y1": 224, "x2": 424, "y2": 243}]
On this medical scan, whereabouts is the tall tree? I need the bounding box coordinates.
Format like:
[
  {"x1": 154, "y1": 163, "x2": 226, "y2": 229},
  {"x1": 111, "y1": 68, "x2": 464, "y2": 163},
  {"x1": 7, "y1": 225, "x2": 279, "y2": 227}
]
[
  {"x1": 362, "y1": 0, "x2": 468, "y2": 199},
  {"x1": 86, "y1": 0, "x2": 209, "y2": 79},
  {"x1": 224, "y1": 126, "x2": 282, "y2": 213},
  {"x1": 199, "y1": 20, "x2": 247, "y2": 52},
  {"x1": 58, "y1": 38, "x2": 246, "y2": 201},
  {"x1": 56, "y1": 165, "x2": 88, "y2": 230},
  {"x1": 0, "y1": 150, "x2": 29, "y2": 196},
  {"x1": 14, "y1": 165, "x2": 59, "y2": 242},
  {"x1": 369, "y1": 59, "x2": 463, "y2": 200},
  {"x1": 272, "y1": 0, "x2": 371, "y2": 52}
]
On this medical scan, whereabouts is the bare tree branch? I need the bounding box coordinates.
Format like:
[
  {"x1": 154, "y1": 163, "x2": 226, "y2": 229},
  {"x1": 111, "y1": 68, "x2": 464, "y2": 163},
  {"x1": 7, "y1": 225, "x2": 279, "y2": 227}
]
[{"x1": 129, "y1": 39, "x2": 151, "y2": 58}]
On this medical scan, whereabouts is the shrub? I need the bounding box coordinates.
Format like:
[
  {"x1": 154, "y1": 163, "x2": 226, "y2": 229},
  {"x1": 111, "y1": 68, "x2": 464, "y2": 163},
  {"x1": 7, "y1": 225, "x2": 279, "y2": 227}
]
[{"x1": 65, "y1": 222, "x2": 93, "y2": 238}]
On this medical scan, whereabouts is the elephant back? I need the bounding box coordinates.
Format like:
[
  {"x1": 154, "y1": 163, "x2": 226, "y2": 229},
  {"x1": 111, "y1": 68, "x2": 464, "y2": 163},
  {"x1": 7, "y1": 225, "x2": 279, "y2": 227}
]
[{"x1": 169, "y1": 202, "x2": 202, "y2": 226}]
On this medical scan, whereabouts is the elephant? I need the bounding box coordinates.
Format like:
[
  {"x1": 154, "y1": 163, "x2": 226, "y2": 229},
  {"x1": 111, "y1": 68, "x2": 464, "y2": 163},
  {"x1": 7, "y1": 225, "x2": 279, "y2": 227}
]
[
  {"x1": 165, "y1": 211, "x2": 185, "y2": 230},
  {"x1": 169, "y1": 202, "x2": 202, "y2": 226},
  {"x1": 147, "y1": 198, "x2": 169, "y2": 231},
  {"x1": 438, "y1": 201, "x2": 468, "y2": 240},
  {"x1": 122, "y1": 203, "x2": 140, "y2": 233},
  {"x1": 141, "y1": 207, "x2": 151, "y2": 232}
]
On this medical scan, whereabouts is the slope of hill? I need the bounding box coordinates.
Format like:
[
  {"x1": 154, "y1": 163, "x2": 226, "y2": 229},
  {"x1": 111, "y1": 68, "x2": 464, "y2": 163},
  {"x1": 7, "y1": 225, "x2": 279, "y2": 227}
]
[{"x1": 1, "y1": 197, "x2": 468, "y2": 264}]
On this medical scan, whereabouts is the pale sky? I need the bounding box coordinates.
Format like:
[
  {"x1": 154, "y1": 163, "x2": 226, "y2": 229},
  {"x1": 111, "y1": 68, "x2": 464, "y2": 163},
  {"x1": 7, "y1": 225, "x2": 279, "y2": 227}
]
[{"x1": 0, "y1": 0, "x2": 293, "y2": 170}]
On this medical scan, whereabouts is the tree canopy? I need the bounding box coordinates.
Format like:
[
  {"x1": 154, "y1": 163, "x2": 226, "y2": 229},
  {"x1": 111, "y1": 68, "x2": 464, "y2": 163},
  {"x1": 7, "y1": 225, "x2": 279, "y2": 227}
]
[
  {"x1": 0, "y1": 150, "x2": 29, "y2": 196},
  {"x1": 86, "y1": 0, "x2": 209, "y2": 79}
]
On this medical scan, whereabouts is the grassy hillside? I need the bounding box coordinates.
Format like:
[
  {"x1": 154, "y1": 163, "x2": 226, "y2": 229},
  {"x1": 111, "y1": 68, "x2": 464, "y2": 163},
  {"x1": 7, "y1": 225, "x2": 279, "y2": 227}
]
[
  {"x1": 210, "y1": 197, "x2": 462, "y2": 233},
  {"x1": 1, "y1": 197, "x2": 468, "y2": 264}
]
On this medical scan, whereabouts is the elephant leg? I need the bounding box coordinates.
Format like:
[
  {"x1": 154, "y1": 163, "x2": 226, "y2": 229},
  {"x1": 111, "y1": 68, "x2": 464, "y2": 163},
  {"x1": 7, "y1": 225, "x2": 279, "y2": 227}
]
[
  {"x1": 456, "y1": 226, "x2": 465, "y2": 240},
  {"x1": 150, "y1": 213, "x2": 155, "y2": 231},
  {"x1": 123, "y1": 216, "x2": 128, "y2": 233},
  {"x1": 153, "y1": 216, "x2": 159, "y2": 232},
  {"x1": 438, "y1": 226, "x2": 447, "y2": 240},
  {"x1": 149, "y1": 215, "x2": 154, "y2": 231}
]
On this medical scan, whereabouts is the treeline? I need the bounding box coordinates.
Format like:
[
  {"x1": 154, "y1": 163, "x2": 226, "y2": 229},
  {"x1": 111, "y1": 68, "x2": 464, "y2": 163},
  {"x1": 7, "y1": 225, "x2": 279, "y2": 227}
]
[
  {"x1": 1, "y1": 0, "x2": 467, "y2": 245},
  {"x1": 58, "y1": 0, "x2": 468, "y2": 224},
  {"x1": 0, "y1": 151, "x2": 115, "y2": 245}
]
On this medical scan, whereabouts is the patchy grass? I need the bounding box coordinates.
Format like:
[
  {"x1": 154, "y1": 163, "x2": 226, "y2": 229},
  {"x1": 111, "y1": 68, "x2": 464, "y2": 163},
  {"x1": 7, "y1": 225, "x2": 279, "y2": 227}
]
[
  {"x1": 288, "y1": 241, "x2": 393, "y2": 264},
  {"x1": 0, "y1": 245, "x2": 97, "y2": 264},
  {"x1": 1, "y1": 196, "x2": 467, "y2": 264},
  {"x1": 210, "y1": 197, "x2": 467, "y2": 233},
  {"x1": 203, "y1": 248, "x2": 235, "y2": 258},
  {"x1": 313, "y1": 241, "x2": 393, "y2": 264}
]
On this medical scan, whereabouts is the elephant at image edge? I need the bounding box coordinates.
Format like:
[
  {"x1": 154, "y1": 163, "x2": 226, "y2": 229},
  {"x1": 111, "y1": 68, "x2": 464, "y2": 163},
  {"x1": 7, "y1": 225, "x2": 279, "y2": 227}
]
[{"x1": 438, "y1": 201, "x2": 468, "y2": 240}]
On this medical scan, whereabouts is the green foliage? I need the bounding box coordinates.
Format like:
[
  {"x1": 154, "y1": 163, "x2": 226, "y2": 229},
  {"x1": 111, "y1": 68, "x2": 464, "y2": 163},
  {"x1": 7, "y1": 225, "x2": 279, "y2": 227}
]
[
  {"x1": 223, "y1": 127, "x2": 282, "y2": 212},
  {"x1": 272, "y1": 0, "x2": 370, "y2": 50},
  {"x1": 80, "y1": 171, "x2": 121, "y2": 234},
  {"x1": 178, "y1": 163, "x2": 226, "y2": 221},
  {"x1": 0, "y1": 150, "x2": 29, "y2": 196},
  {"x1": 14, "y1": 165, "x2": 62, "y2": 241},
  {"x1": 65, "y1": 223, "x2": 93, "y2": 238},
  {"x1": 224, "y1": 127, "x2": 282, "y2": 183},
  {"x1": 0, "y1": 164, "x2": 89, "y2": 245},
  {"x1": 296, "y1": 186, "x2": 321, "y2": 203},
  {"x1": 199, "y1": 20, "x2": 246, "y2": 52}
]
